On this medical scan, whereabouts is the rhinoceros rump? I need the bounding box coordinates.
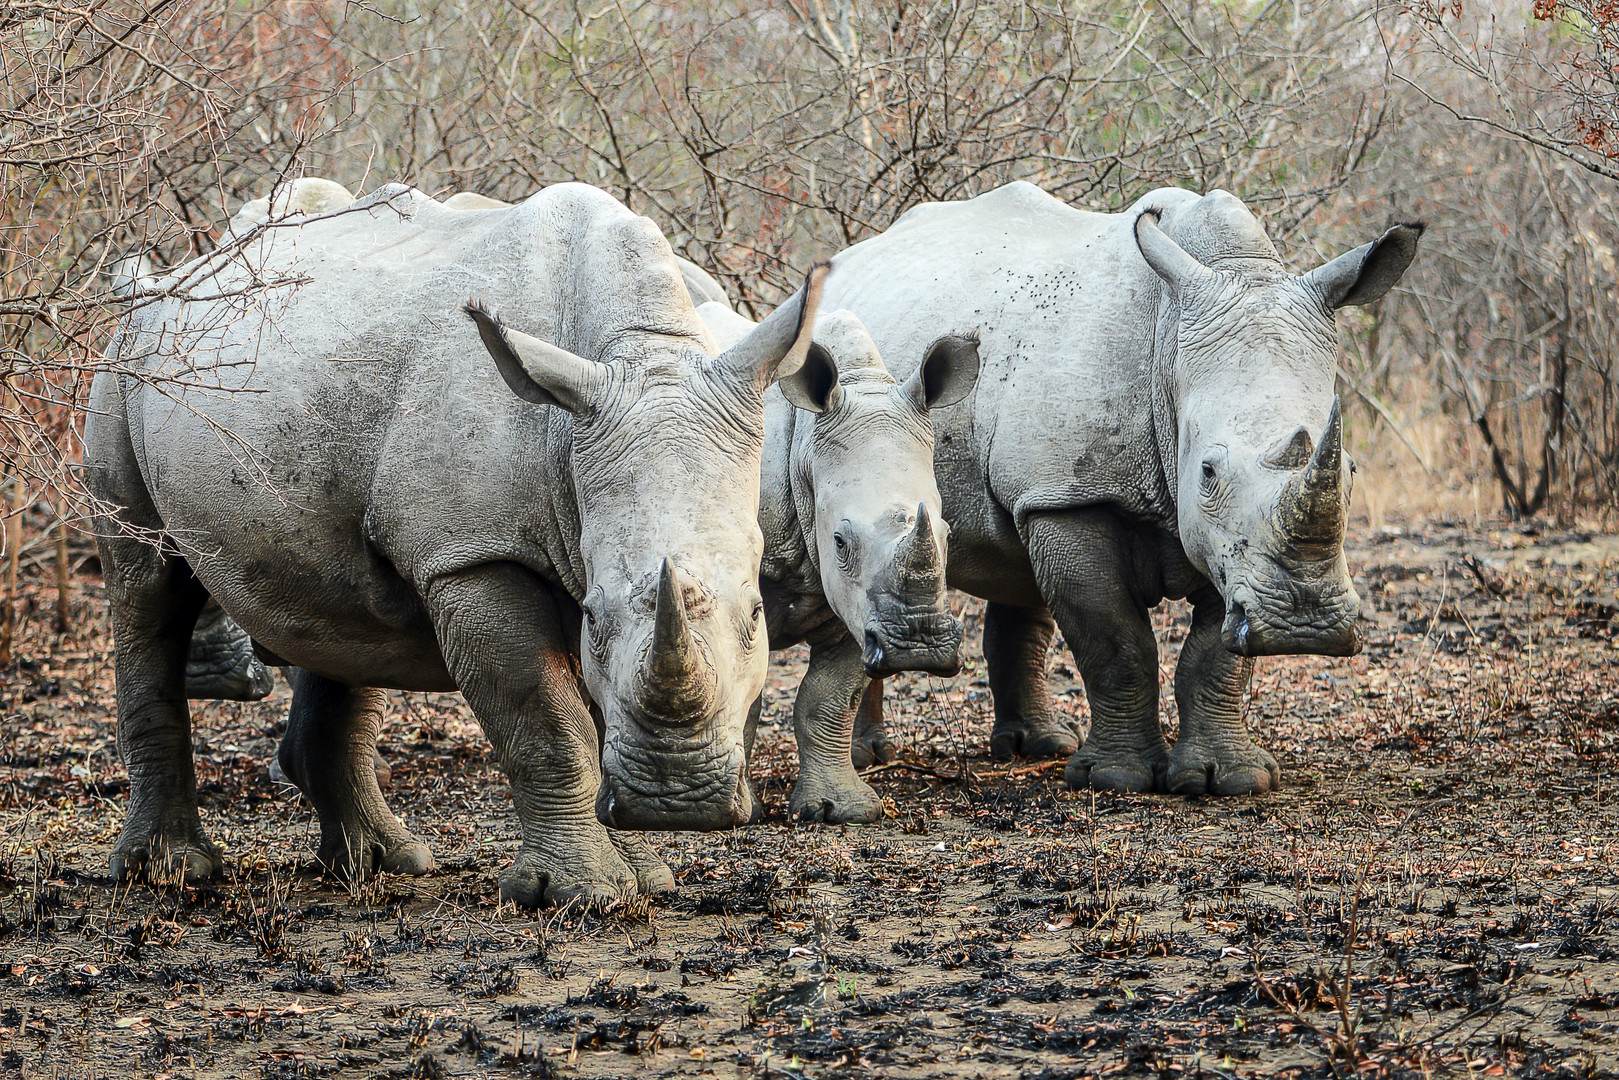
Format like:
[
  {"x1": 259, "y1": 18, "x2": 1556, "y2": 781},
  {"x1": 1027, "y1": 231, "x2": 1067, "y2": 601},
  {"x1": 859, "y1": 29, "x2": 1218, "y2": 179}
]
[
  {"x1": 86, "y1": 182, "x2": 824, "y2": 904},
  {"x1": 823, "y1": 182, "x2": 1421, "y2": 795}
]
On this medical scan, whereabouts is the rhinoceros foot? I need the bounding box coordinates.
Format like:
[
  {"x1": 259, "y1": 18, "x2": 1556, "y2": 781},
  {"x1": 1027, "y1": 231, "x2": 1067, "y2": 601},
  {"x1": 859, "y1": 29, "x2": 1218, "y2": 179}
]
[
  {"x1": 990, "y1": 714, "x2": 1079, "y2": 762},
  {"x1": 1063, "y1": 748, "x2": 1166, "y2": 794},
  {"x1": 850, "y1": 681, "x2": 896, "y2": 771},
  {"x1": 276, "y1": 674, "x2": 434, "y2": 881},
  {"x1": 499, "y1": 836, "x2": 641, "y2": 909},
  {"x1": 185, "y1": 602, "x2": 276, "y2": 701},
  {"x1": 315, "y1": 828, "x2": 434, "y2": 880},
  {"x1": 851, "y1": 729, "x2": 895, "y2": 771},
  {"x1": 790, "y1": 771, "x2": 883, "y2": 825},
  {"x1": 111, "y1": 822, "x2": 224, "y2": 885},
  {"x1": 609, "y1": 831, "x2": 676, "y2": 894},
  {"x1": 1166, "y1": 740, "x2": 1280, "y2": 796},
  {"x1": 293, "y1": 772, "x2": 435, "y2": 881}
]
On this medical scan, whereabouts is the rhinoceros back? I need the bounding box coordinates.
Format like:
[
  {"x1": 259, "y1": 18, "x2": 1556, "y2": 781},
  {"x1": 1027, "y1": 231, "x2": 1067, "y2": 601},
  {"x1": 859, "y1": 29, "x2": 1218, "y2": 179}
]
[{"x1": 822, "y1": 182, "x2": 1217, "y2": 541}]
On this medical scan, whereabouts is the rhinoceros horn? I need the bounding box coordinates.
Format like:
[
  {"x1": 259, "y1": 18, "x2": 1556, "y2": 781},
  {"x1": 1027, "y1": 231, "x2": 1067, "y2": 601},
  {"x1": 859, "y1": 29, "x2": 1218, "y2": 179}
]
[
  {"x1": 1280, "y1": 396, "x2": 1346, "y2": 549},
  {"x1": 899, "y1": 504, "x2": 944, "y2": 583},
  {"x1": 640, "y1": 559, "x2": 710, "y2": 720}
]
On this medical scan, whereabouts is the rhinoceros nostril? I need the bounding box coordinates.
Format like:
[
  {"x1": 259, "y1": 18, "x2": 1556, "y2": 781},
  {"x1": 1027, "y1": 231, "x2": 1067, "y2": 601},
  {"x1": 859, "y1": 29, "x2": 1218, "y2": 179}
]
[{"x1": 862, "y1": 629, "x2": 886, "y2": 669}]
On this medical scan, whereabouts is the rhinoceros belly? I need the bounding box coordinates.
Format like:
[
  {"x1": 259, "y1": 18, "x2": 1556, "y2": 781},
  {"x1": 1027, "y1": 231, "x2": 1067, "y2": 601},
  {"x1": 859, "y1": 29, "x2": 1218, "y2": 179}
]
[{"x1": 133, "y1": 375, "x2": 457, "y2": 692}]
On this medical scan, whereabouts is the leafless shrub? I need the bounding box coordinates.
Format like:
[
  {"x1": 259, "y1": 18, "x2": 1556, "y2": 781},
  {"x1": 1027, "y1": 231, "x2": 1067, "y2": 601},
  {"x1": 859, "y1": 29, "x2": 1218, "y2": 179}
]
[{"x1": 1371, "y1": 1, "x2": 1619, "y2": 518}]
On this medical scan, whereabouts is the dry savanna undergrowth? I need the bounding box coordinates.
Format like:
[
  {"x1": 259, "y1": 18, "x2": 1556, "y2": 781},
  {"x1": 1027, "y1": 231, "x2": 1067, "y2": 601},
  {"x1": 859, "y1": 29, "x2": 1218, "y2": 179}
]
[{"x1": 0, "y1": 519, "x2": 1615, "y2": 1079}]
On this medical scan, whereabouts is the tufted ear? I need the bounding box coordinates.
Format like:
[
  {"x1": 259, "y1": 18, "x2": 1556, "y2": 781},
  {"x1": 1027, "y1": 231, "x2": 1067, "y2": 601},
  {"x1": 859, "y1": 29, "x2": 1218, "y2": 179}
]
[
  {"x1": 779, "y1": 342, "x2": 842, "y2": 414},
  {"x1": 716, "y1": 261, "x2": 830, "y2": 391},
  {"x1": 1301, "y1": 222, "x2": 1425, "y2": 309},
  {"x1": 464, "y1": 300, "x2": 603, "y2": 413},
  {"x1": 903, "y1": 332, "x2": 981, "y2": 411}
]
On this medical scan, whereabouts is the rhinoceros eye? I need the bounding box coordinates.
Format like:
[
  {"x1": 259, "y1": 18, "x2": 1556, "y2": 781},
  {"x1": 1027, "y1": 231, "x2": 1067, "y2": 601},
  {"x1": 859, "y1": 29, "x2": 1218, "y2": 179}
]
[
  {"x1": 581, "y1": 587, "x2": 607, "y2": 653},
  {"x1": 832, "y1": 526, "x2": 855, "y2": 571},
  {"x1": 739, "y1": 590, "x2": 766, "y2": 646}
]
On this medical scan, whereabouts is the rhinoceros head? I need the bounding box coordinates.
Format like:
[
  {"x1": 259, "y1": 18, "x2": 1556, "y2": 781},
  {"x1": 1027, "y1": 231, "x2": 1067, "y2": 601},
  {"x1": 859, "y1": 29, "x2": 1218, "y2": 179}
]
[
  {"x1": 1134, "y1": 198, "x2": 1422, "y2": 657},
  {"x1": 779, "y1": 311, "x2": 980, "y2": 677},
  {"x1": 466, "y1": 262, "x2": 827, "y2": 832}
]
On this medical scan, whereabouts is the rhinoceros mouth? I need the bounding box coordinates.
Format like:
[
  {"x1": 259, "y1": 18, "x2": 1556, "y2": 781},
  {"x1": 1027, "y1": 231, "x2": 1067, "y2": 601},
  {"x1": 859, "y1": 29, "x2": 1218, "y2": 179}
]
[
  {"x1": 596, "y1": 732, "x2": 752, "y2": 831},
  {"x1": 861, "y1": 612, "x2": 964, "y2": 677},
  {"x1": 594, "y1": 773, "x2": 754, "y2": 832},
  {"x1": 1221, "y1": 601, "x2": 1361, "y2": 658}
]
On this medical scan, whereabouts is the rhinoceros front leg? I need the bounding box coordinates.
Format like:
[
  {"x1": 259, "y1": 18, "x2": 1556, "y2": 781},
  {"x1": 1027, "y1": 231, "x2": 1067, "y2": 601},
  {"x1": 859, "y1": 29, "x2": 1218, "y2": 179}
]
[
  {"x1": 1024, "y1": 510, "x2": 1170, "y2": 793},
  {"x1": 850, "y1": 679, "x2": 895, "y2": 770},
  {"x1": 101, "y1": 544, "x2": 224, "y2": 883},
  {"x1": 425, "y1": 563, "x2": 645, "y2": 907},
  {"x1": 983, "y1": 602, "x2": 1080, "y2": 761},
  {"x1": 275, "y1": 670, "x2": 434, "y2": 878},
  {"x1": 791, "y1": 634, "x2": 883, "y2": 824},
  {"x1": 1166, "y1": 586, "x2": 1277, "y2": 795},
  {"x1": 185, "y1": 600, "x2": 275, "y2": 701}
]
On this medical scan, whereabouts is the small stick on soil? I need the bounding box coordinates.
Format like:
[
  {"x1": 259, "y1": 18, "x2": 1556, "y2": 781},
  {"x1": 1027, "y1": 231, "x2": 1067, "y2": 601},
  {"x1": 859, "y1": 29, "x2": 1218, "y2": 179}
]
[{"x1": 1458, "y1": 554, "x2": 1508, "y2": 598}]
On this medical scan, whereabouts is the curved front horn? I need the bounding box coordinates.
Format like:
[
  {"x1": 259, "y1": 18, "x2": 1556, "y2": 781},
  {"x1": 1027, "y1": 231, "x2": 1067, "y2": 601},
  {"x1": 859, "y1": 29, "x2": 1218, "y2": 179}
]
[{"x1": 1282, "y1": 396, "x2": 1346, "y2": 548}]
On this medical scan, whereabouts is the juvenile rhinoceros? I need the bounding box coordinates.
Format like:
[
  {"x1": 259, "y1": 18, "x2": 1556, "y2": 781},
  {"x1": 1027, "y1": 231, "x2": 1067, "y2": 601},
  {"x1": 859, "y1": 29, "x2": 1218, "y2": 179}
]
[
  {"x1": 697, "y1": 302, "x2": 979, "y2": 822},
  {"x1": 821, "y1": 182, "x2": 1421, "y2": 795},
  {"x1": 85, "y1": 181, "x2": 826, "y2": 905}
]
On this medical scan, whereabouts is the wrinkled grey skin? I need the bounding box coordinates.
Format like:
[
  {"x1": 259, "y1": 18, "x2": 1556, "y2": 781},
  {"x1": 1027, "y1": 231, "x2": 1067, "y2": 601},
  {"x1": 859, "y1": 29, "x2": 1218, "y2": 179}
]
[
  {"x1": 185, "y1": 599, "x2": 275, "y2": 701},
  {"x1": 85, "y1": 181, "x2": 825, "y2": 905},
  {"x1": 822, "y1": 182, "x2": 1422, "y2": 794},
  {"x1": 699, "y1": 303, "x2": 979, "y2": 822}
]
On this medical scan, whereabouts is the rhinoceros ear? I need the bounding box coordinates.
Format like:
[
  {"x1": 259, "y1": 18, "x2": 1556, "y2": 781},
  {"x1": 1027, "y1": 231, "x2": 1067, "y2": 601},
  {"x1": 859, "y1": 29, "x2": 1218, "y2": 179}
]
[
  {"x1": 1135, "y1": 209, "x2": 1216, "y2": 298},
  {"x1": 904, "y1": 332, "x2": 981, "y2": 411},
  {"x1": 1302, "y1": 222, "x2": 1425, "y2": 310},
  {"x1": 717, "y1": 261, "x2": 829, "y2": 391},
  {"x1": 464, "y1": 300, "x2": 602, "y2": 413},
  {"x1": 779, "y1": 343, "x2": 841, "y2": 414}
]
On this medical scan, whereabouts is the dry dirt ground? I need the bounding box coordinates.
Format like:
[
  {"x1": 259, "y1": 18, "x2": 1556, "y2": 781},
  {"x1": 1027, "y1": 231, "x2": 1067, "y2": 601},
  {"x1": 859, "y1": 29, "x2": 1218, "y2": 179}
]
[{"x1": 1, "y1": 522, "x2": 1617, "y2": 1079}]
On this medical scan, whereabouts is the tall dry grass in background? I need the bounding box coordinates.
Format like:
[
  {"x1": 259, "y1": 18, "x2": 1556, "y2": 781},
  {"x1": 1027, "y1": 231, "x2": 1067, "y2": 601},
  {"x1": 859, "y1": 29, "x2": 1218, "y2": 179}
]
[{"x1": 1, "y1": 0, "x2": 1616, "y2": 656}]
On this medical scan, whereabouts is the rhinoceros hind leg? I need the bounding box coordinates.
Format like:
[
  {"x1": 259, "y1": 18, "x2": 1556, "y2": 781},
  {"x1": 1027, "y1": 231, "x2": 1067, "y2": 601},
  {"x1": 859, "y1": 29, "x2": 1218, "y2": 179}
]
[
  {"x1": 1024, "y1": 511, "x2": 1169, "y2": 793},
  {"x1": 426, "y1": 563, "x2": 636, "y2": 908},
  {"x1": 269, "y1": 745, "x2": 391, "y2": 792},
  {"x1": 1165, "y1": 588, "x2": 1278, "y2": 796},
  {"x1": 983, "y1": 602, "x2": 1078, "y2": 761},
  {"x1": 277, "y1": 670, "x2": 434, "y2": 879},
  {"x1": 102, "y1": 544, "x2": 224, "y2": 883},
  {"x1": 789, "y1": 635, "x2": 883, "y2": 825},
  {"x1": 850, "y1": 679, "x2": 895, "y2": 770},
  {"x1": 185, "y1": 600, "x2": 275, "y2": 701}
]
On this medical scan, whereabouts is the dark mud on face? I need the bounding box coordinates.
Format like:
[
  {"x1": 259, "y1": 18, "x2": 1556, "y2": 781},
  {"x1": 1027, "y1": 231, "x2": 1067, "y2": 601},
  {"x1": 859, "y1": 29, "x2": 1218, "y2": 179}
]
[{"x1": 2, "y1": 522, "x2": 1617, "y2": 1078}]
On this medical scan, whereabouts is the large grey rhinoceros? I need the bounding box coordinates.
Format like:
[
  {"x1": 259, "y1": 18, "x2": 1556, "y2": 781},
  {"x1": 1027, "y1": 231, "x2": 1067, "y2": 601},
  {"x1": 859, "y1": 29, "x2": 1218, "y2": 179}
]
[
  {"x1": 237, "y1": 300, "x2": 979, "y2": 826},
  {"x1": 697, "y1": 302, "x2": 979, "y2": 822},
  {"x1": 179, "y1": 189, "x2": 978, "y2": 827},
  {"x1": 821, "y1": 181, "x2": 1422, "y2": 795},
  {"x1": 85, "y1": 180, "x2": 828, "y2": 905}
]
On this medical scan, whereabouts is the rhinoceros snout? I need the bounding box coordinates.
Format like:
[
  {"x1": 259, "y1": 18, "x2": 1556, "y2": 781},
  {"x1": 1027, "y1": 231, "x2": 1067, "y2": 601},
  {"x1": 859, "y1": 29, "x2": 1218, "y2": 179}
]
[
  {"x1": 862, "y1": 620, "x2": 964, "y2": 678},
  {"x1": 595, "y1": 769, "x2": 755, "y2": 832},
  {"x1": 1221, "y1": 600, "x2": 1361, "y2": 658}
]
